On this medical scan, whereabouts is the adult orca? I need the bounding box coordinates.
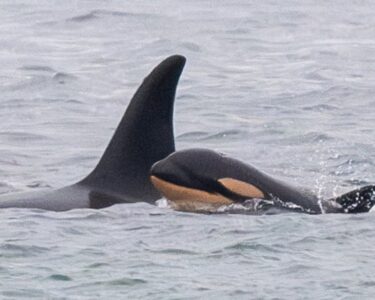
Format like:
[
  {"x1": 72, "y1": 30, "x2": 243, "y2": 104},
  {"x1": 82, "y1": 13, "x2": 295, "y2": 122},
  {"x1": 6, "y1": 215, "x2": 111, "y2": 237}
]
[
  {"x1": 150, "y1": 148, "x2": 375, "y2": 214},
  {"x1": 0, "y1": 55, "x2": 186, "y2": 211}
]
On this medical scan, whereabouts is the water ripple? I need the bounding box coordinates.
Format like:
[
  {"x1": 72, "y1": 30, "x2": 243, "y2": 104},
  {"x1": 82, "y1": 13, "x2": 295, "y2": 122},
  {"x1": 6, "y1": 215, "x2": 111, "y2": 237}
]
[{"x1": 1, "y1": 1, "x2": 375, "y2": 299}]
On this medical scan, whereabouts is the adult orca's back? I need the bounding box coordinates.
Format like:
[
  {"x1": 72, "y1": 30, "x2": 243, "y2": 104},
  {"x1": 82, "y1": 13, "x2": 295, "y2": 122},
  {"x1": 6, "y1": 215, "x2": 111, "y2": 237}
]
[{"x1": 0, "y1": 55, "x2": 186, "y2": 211}]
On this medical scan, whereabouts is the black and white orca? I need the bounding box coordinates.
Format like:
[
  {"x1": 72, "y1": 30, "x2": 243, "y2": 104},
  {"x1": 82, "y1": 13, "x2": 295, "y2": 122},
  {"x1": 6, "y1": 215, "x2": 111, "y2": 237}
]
[
  {"x1": 151, "y1": 148, "x2": 375, "y2": 214},
  {"x1": 0, "y1": 55, "x2": 186, "y2": 211}
]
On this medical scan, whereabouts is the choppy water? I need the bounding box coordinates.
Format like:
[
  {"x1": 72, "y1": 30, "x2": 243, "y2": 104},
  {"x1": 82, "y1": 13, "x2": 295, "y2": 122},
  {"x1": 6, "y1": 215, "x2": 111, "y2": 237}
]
[{"x1": 1, "y1": 1, "x2": 375, "y2": 299}]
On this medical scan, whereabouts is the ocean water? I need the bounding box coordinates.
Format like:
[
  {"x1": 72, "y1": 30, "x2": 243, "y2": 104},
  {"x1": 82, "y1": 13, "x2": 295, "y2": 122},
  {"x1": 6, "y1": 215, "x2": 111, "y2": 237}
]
[{"x1": 0, "y1": 1, "x2": 375, "y2": 299}]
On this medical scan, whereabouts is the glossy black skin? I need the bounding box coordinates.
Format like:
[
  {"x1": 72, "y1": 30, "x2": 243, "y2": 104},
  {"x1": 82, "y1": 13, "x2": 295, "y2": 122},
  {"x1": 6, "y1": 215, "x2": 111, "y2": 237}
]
[
  {"x1": 0, "y1": 55, "x2": 186, "y2": 211},
  {"x1": 151, "y1": 148, "x2": 323, "y2": 213},
  {"x1": 152, "y1": 149, "x2": 375, "y2": 214}
]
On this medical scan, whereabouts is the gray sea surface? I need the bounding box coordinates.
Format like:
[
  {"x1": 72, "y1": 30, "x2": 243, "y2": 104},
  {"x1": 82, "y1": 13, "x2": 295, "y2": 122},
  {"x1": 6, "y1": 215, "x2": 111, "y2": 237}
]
[{"x1": 0, "y1": 1, "x2": 375, "y2": 299}]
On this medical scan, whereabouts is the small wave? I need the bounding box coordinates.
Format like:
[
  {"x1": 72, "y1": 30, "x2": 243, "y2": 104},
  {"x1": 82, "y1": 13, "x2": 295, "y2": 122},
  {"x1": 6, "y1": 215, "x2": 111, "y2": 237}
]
[
  {"x1": 92, "y1": 9, "x2": 155, "y2": 19},
  {"x1": 176, "y1": 131, "x2": 209, "y2": 141},
  {"x1": 67, "y1": 12, "x2": 98, "y2": 23},
  {"x1": 330, "y1": 158, "x2": 374, "y2": 174},
  {"x1": 87, "y1": 262, "x2": 110, "y2": 269},
  {"x1": 360, "y1": 281, "x2": 375, "y2": 287},
  {"x1": 0, "y1": 131, "x2": 51, "y2": 142},
  {"x1": 180, "y1": 42, "x2": 201, "y2": 52},
  {"x1": 290, "y1": 236, "x2": 319, "y2": 246},
  {"x1": 48, "y1": 274, "x2": 72, "y2": 281},
  {"x1": 277, "y1": 132, "x2": 334, "y2": 145},
  {"x1": 224, "y1": 242, "x2": 284, "y2": 253},
  {"x1": 304, "y1": 70, "x2": 328, "y2": 81},
  {"x1": 302, "y1": 104, "x2": 339, "y2": 112},
  {"x1": 65, "y1": 99, "x2": 85, "y2": 105},
  {"x1": 152, "y1": 248, "x2": 198, "y2": 255},
  {"x1": 342, "y1": 179, "x2": 371, "y2": 186},
  {"x1": 201, "y1": 130, "x2": 243, "y2": 141},
  {"x1": 2, "y1": 289, "x2": 44, "y2": 298},
  {"x1": 20, "y1": 65, "x2": 56, "y2": 73},
  {"x1": 124, "y1": 225, "x2": 153, "y2": 231},
  {"x1": 0, "y1": 182, "x2": 17, "y2": 194},
  {"x1": 26, "y1": 181, "x2": 51, "y2": 189},
  {"x1": 279, "y1": 263, "x2": 316, "y2": 274},
  {"x1": 67, "y1": 9, "x2": 155, "y2": 23},
  {"x1": 177, "y1": 130, "x2": 244, "y2": 141},
  {"x1": 107, "y1": 278, "x2": 147, "y2": 286},
  {"x1": 0, "y1": 243, "x2": 50, "y2": 258},
  {"x1": 52, "y1": 72, "x2": 76, "y2": 84},
  {"x1": 74, "y1": 277, "x2": 147, "y2": 287},
  {"x1": 178, "y1": 93, "x2": 200, "y2": 101}
]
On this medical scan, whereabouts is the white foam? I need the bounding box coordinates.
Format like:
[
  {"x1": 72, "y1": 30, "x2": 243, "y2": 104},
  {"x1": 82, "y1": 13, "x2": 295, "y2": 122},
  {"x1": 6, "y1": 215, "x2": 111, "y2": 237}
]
[{"x1": 155, "y1": 198, "x2": 171, "y2": 209}]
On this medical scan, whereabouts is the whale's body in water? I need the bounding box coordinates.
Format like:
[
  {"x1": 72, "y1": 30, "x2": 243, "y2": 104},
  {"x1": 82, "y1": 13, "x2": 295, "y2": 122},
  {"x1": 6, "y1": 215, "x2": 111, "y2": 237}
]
[
  {"x1": 0, "y1": 55, "x2": 186, "y2": 211},
  {"x1": 151, "y1": 148, "x2": 375, "y2": 214}
]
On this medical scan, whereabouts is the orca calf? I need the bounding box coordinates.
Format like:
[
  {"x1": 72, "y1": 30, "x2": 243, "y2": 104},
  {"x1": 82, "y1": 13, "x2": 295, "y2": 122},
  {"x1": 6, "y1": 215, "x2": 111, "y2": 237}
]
[
  {"x1": 0, "y1": 55, "x2": 186, "y2": 211},
  {"x1": 150, "y1": 148, "x2": 375, "y2": 214}
]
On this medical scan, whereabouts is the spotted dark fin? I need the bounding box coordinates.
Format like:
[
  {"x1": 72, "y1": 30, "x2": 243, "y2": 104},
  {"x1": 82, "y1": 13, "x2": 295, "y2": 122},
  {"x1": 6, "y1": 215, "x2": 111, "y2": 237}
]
[{"x1": 332, "y1": 185, "x2": 375, "y2": 213}]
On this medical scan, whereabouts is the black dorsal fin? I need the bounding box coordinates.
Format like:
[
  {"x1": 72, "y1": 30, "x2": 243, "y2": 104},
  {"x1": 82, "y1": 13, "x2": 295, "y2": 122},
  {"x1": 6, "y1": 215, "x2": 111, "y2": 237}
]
[{"x1": 80, "y1": 55, "x2": 186, "y2": 202}]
